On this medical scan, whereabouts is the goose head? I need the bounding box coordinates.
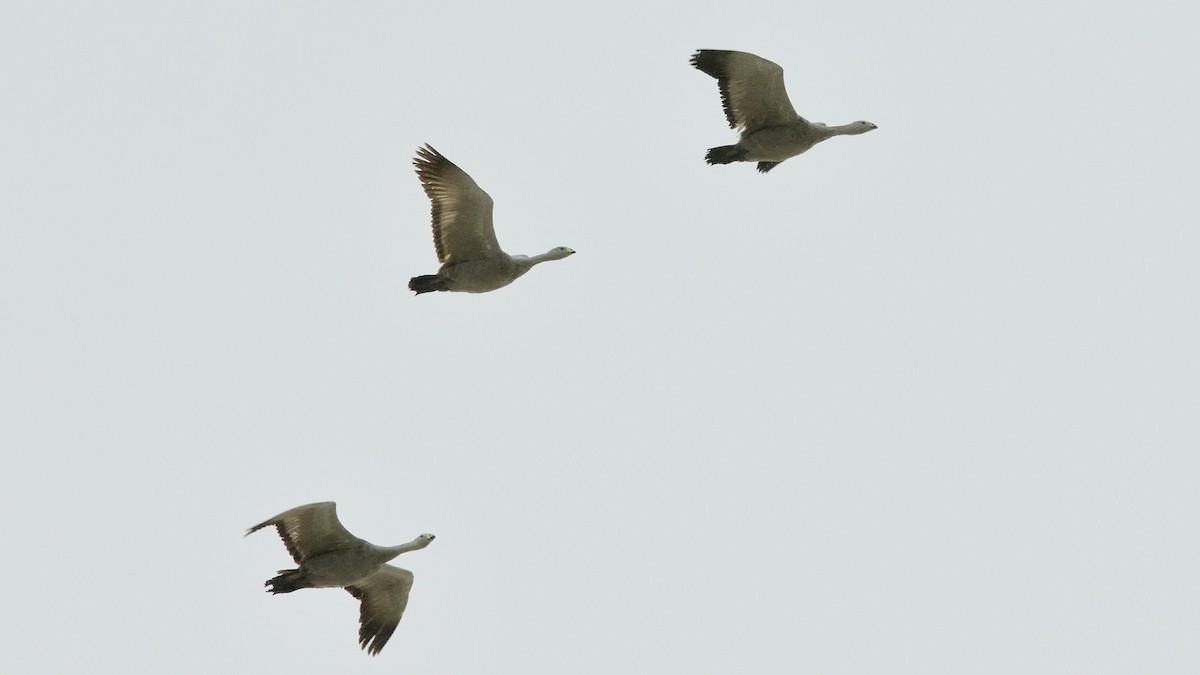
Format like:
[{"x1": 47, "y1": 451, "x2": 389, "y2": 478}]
[{"x1": 402, "y1": 532, "x2": 435, "y2": 552}]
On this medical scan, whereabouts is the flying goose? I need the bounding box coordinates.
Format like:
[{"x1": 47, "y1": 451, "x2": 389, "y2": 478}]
[
  {"x1": 408, "y1": 144, "x2": 574, "y2": 294},
  {"x1": 690, "y1": 49, "x2": 876, "y2": 173},
  {"x1": 246, "y1": 501, "x2": 435, "y2": 656}
]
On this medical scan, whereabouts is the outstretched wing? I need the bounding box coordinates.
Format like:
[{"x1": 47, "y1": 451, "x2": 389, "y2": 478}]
[
  {"x1": 690, "y1": 50, "x2": 803, "y2": 133},
  {"x1": 345, "y1": 565, "x2": 415, "y2": 656},
  {"x1": 245, "y1": 501, "x2": 361, "y2": 564},
  {"x1": 413, "y1": 144, "x2": 503, "y2": 264}
]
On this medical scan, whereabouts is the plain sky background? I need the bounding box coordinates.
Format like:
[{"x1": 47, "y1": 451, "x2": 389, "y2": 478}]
[{"x1": 2, "y1": 1, "x2": 1198, "y2": 673}]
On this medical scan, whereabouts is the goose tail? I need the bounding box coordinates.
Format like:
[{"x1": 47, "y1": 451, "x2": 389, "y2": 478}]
[
  {"x1": 409, "y1": 274, "x2": 449, "y2": 294},
  {"x1": 264, "y1": 569, "x2": 311, "y2": 594},
  {"x1": 705, "y1": 145, "x2": 745, "y2": 165}
]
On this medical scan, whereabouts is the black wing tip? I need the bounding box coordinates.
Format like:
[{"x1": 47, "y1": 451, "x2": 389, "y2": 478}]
[
  {"x1": 244, "y1": 519, "x2": 274, "y2": 537},
  {"x1": 413, "y1": 143, "x2": 464, "y2": 187},
  {"x1": 690, "y1": 51, "x2": 738, "y2": 128},
  {"x1": 360, "y1": 630, "x2": 390, "y2": 656},
  {"x1": 413, "y1": 143, "x2": 437, "y2": 167},
  {"x1": 362, "y1": 639, "x2": 386, "y2": 657},
  {"x1": 689, "y1": 49, "x2": 730, "y2": 78},
  {"x1": 356, "y1": 615, "x2": 398, "y2": 656},
  {"x1": 413, "y1": 143, "x2": 451, "y2": 173}
]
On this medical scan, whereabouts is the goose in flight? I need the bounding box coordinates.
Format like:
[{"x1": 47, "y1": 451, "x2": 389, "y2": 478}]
[
  {"x1": 408, "y1": 144, "x2": 574, "y2": 294},
  {"x1": 690, "y1": 49, "x2": 876, "y2": 173},
  {"x1": 246, "y1": 501, "x2": 435, "y2": 656}
]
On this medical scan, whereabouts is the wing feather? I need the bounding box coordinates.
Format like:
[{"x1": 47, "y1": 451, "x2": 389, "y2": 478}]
[
  {"x1": 690, "y1": 50, "x2": 803, "y2": 133},
  {"x1": 413, "y1": 144, "x2": 503, "y2": 264},
  {"x1": 346, "y1": 565, "x2": 414, "y2": 656},
  {"x1": 246, "y1": 501, "x2": 361, "y2": 564}
]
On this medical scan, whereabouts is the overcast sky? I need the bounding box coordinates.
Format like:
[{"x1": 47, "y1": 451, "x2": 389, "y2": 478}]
[{"x1": 3, "y1": 1, "x2": 1199, "y2": 673}]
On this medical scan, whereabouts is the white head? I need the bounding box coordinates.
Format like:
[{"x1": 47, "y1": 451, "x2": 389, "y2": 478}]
[
  {"x1": 544, "y1": 246, "x2": 575, "y2": 261},
  {"x1": 386, "y1": 532, "x2": 435, "y2": 558},
  {"x1": 847, "y1": 121, "x2": 878, "y2": 134}
]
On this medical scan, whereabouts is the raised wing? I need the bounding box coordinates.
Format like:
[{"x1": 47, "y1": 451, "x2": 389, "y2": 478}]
[
  {"x1": 413, "y1": 144, "x2": 503, "y2": 264},
  {"x1": 346, "y1": 565, "x2": 415, "y2": 656},
  {"x1": 245, "y1": 501, "x2": 361, "y2": 564},
  {"x1": 690, "y1": 50, "x2": 803, "y2": 133}
]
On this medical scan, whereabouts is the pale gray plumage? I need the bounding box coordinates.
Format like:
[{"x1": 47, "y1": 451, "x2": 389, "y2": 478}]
[
  {"x1": 408, "y1": 144, "x2": 574, "y2": 294},
  {"x1": 246, "y1": 501, "x2": 434, "y2": 656},
  {"x1": 690, "y1": 49, "x2": 876, "y2": 173}
]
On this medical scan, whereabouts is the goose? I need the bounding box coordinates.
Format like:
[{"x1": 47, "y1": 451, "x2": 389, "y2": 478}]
[
  {"x1": 408, "y1": 144, "x2": 574, "y2": 294},
  {"x1": 690, "y1": 49, "x2": 876, "y2": 173},
  {"x1": 246, "y1": 501, "x2": 435, "y2": 656}
]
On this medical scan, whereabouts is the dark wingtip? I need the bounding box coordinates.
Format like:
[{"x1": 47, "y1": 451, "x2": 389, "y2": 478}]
[
  {"x1": 412, "y1": 143, "x2": 437, "y2": 172},
  {"x1": 689, "y1": 49, "x2": 729, "y2": 79}
]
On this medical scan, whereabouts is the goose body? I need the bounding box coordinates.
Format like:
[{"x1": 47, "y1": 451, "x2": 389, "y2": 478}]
[
  {"x1": 408, "y1": 144, "x2": 574, "y2": 294},
  {"x1": 690, "y1": 49, "x2": 876, "y2": 173},
  {"x1": 246, "y1": 501, "x2": 435, "y2": 656}
]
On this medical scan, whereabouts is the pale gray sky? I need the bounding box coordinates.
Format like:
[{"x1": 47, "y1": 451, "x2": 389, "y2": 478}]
[{"x1": 2, "y1": 1, "x2": 1199, "y2": 673}]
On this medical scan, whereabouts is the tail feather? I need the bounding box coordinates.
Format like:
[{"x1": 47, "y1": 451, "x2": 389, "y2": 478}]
[
  {"x1": 408, "y1": 274, "x2": 449, "y2": 294},
  {"x1": 265, "y1": 568, "x2": 311, "y2": 594},
  {"x1": 705, "y1": 145, "x2": 746, "y2": 165}
]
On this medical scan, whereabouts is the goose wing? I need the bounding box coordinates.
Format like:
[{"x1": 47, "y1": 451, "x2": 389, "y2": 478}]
[
  {"x1": 246, "y1": 501, "x2": 361, "y2": 564},
  {"x1": 690, "y1": 50, "x2": 803, "y2": 133},
  {"x1": 413, "y1": 144, "x2": 503, "y2": 264},
  {"x1": 346, "y1": 565, "x2": 415, "y2": 656}
]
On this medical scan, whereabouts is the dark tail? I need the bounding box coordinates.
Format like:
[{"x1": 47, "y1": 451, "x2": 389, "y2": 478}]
[
  {"x1": 705, "y1": 145, "x2": 746, "y2": 165},
  {"x1": 265, "y1": 568, "x2": 311, "y2": 594},
  {"x1": 408, "y1": 274, "x2": 449, "y2": 295}
]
